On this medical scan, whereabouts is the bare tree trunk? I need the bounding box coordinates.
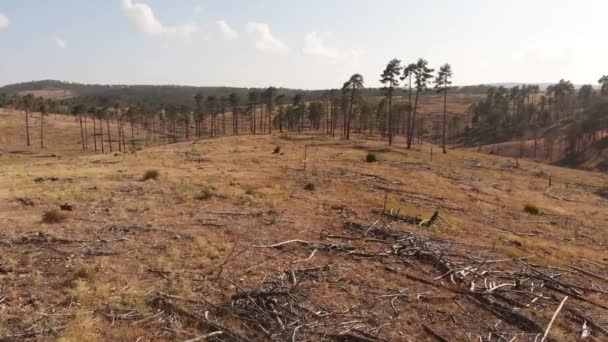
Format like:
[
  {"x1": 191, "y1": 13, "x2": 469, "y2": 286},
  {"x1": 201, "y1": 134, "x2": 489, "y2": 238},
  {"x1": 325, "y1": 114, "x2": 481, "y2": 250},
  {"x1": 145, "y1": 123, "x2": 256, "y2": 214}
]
[
  {"x1": 79, "y1": 115, "x2": 85, "y2": 150},
  {"x1": 100, "y1": 118, "x2": 105, "y2": 153},
  {"x1": 408, "y1": 89, "x2": 420, "y2": 149},
  {"x1": 387, "y1": 90, "x2": 393, "y2": 146},
  {"x1": 117, "y1": 119, "x2": 122, "y2": 152},
  {"x1": 106, "y1": 119, "x2": 112, "y2": 152},
  {"x1": 222, "y1": 108, "x2": 226, "y2": 136},
  {"x1": 131, "y1": 121, "x2": 135, "y2": 149},
  {"x1": 83, "y1": 115, "x2": 88, "y2": 150},
  {"x1": 40, "y1": 113, "x2": 44, "y2": 148},
  {"x1": 268, "y1": 103, "x2": 272, "y2": 134},
  {"x1": 406, "y1": 76, "x2": 413, "y2": 146},
  {"x1": 347, "y1": 90, "x2": 356, "y2": 140},
  {"x1": 93, "y1": 118, "x2": 97, "y2": 152},
  {"x1": 25, "y1": 109, "x2": 31, "y2": 146},
  {"x1": 442, "y1": 85, "x2": 447, "y2": 153}
]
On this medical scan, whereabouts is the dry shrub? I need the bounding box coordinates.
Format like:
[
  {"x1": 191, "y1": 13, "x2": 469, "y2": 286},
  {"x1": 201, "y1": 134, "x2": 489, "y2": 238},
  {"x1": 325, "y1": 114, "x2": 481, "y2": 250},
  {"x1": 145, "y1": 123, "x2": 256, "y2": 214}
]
[
  {"x1": 42, "y1": 209, "x2": 68, "y2": 223},
  {"x1": 524, "y1": 204, "x2": 540, "y2": 215},
  {"x1": 304, "y1": 182, "x2": 315, "y2": 191},
  {"x1": 141, "y1": 169, "x2": 159, "y2": 181},
  {"x1": 366, "y1": 153, "x2": 377, "y2": 163},
  {"x1": 273, "y1": 146, "x2": 281, "y2": 154}
]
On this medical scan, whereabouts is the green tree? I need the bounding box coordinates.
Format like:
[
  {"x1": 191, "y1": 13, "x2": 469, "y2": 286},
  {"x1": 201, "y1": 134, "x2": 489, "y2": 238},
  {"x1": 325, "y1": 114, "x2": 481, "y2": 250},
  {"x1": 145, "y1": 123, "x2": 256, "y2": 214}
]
[
  {"x1": 22, "y1": 94, "x2": 34, "y2": 146},
  {"x1": 547, "y1": 79, "x2": 574, "y2": 121},
  {"x1": 380, "y1": 60, "x2": 402, "y2": 145},
  {"x1": 407, "y1": 59, "x2": 434, "y2": 149},
  {"x1": 599, "y1": 75, "x2": 608, "y2": 96},
  {"x1": 401, "y1": 63, "x2": 416, "y2": 145},
  {"x1": 578, "y1": 84, "x2": 594, "y2": 110},
  {"x1": 343, "y1": 74, "x2": 365, "y2": 140},
  {"x1": 434, "y1": 63, "x2": 453, "y2": 153}
]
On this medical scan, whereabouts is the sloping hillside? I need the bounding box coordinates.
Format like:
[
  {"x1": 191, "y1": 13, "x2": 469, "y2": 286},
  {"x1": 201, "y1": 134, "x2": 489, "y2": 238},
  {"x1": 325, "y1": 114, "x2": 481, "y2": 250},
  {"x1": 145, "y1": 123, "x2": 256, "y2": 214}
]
[
  {"x1": 556, "y1": 136, "x2": 608, "y2": 171},
  {"x1": 0, "y1": 108, "x2": 607, "y2": 340}
]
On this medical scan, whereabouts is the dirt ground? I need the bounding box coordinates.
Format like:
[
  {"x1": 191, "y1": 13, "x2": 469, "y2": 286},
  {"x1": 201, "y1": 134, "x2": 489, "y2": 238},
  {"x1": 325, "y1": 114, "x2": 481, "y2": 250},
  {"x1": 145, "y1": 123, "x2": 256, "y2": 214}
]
[{"x1": 0, "y1": 109, "x2": 607, "y2": 341}]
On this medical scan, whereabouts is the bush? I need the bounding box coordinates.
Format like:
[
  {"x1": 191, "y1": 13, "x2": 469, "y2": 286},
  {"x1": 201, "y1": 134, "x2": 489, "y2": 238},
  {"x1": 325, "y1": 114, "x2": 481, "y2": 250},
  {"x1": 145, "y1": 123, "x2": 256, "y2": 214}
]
[
  {"x1": 195, "y1": 186, "x2": 223, "y2": 201},
  {"x1": 273, "y1": 146, "x2": 281, "y2": 154},
  {"x1": 523, "y1": 204, "x2": 540, "y2": 215},
  {"x1": 304, "y1": 183, "x2": 315, "y2": 191},
  {"x1": 42, "y1": 209, "x2": 68, "y2": 224},
  {"x1": 142, "y1": 169, "x2": 159, "y2": 181},
  {"x1": 366, "y1": 153, "x2": 377, "y2": 163}
]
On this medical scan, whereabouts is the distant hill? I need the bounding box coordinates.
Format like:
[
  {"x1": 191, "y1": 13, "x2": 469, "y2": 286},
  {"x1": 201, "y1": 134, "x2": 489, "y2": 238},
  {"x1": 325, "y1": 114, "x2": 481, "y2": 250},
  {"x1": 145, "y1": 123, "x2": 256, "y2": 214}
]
[
  {"x1": 0, "y1": 80, "x2": 498, "y2": 108},
  {"x1": 0, "y1": 80, "x2": 328, "y2": 107}
]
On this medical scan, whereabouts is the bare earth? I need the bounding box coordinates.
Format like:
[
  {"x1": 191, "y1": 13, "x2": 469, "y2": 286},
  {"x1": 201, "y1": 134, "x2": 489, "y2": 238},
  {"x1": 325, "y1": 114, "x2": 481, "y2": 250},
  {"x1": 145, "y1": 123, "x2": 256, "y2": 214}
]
[{"x1": 0, "y1": 109, "x2": 607, "y2": 341}]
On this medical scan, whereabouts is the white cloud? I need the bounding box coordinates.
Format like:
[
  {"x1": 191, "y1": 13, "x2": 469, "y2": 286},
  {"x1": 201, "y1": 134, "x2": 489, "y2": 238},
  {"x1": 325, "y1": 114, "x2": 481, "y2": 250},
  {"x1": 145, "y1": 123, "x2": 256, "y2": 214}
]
[
  {"x1": 246, "y1": 22, "x2": 288, "y2": 53},
  {"x1": 55, "y1": 37, "x2": 67, "y2": 48},
  {"x1": 0, "y1": 13, "x2": 9, "y2": 29},
  {"x1": 122, "y1": 0, "x2": 198, "y2": 40},
  {"x1": 303, "y1": 32, "x2": 362, "y2": 66},
  {"x1": 217, "y1": 20, "x2": 238, "y2": 41}
]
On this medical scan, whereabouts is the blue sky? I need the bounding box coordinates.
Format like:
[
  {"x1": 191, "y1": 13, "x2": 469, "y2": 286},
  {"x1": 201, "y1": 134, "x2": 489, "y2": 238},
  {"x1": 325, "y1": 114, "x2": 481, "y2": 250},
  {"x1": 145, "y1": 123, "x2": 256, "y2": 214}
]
[{"x1": 0, "y1": 0, "x2": 607, "y2": 89}]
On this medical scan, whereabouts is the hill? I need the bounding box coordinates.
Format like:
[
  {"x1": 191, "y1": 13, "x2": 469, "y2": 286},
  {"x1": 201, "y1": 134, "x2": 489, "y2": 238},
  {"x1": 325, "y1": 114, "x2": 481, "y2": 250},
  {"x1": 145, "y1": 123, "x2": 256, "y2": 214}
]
[
  {"x1": 0, "y1": 108, "x2": 607, "y2": 340},
  {"x1": 0, "y1": 80, "x2": 491, "y2": 108}
]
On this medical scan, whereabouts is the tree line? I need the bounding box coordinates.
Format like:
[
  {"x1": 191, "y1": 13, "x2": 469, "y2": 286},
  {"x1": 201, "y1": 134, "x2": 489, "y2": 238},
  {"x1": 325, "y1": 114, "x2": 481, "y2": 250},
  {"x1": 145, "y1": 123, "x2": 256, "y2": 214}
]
[
  {"x1": 0, "y1": 58, "x2": 456, "y2": 153},
  {"x1": 468, "y1": 76, "x2": 608, "y2": 161}
]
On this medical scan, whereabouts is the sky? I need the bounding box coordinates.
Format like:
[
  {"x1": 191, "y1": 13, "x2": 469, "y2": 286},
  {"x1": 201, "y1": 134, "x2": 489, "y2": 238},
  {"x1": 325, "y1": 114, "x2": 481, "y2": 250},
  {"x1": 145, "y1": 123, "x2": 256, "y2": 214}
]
[{"x1": 0, "y1": 0, "x2": 607, "y2": 89}]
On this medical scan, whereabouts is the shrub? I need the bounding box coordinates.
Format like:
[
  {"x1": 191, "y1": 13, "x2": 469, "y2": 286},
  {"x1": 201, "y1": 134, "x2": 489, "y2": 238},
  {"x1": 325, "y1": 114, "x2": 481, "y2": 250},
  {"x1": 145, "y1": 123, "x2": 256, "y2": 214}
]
[
  {"x1": 304, "y1": 183, "x2": 315, "y2": 191},
  {"x1": 523, "y1": 204, "x2": 540, "y2": 215},
  {"x1": 366, "y1": 153, "x2": 377, "y2": 163},
  {"x1": 42, "y1": 209, "x2": 68, "y2": 224},
  {"x1": 273, "y1": 146, "x2": 281, "y2": 154},
  {"x1": 195, "y1": 186, "x2": 224, "y2": 201},
  {"x1": 142, "y1": 169, "x2": 159, "y2": 181}
]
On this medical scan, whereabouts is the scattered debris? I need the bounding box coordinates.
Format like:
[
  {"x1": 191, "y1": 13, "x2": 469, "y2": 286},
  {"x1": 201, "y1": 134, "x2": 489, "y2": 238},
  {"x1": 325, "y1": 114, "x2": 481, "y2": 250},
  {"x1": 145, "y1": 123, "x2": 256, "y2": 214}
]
[
  {"x1": 15, "y1": 197, "x2": 35, "y2": 206},
  {"x1": 34, "y1": 176, "x2": 74, "y2": 183},
  {"x1": 59, "y1": 202, "x2": 75, "y2": 211}
]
